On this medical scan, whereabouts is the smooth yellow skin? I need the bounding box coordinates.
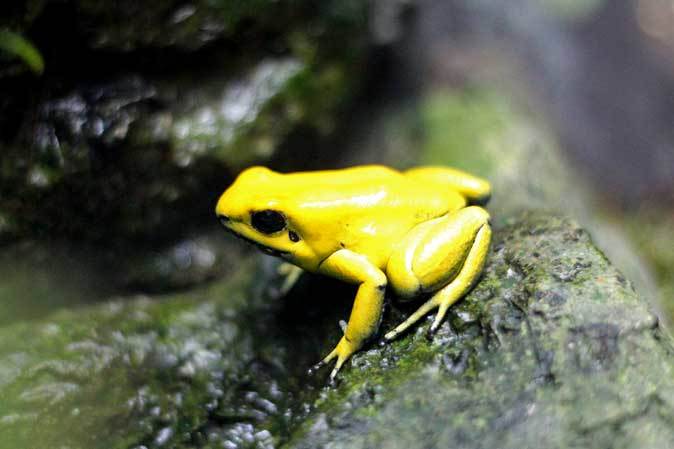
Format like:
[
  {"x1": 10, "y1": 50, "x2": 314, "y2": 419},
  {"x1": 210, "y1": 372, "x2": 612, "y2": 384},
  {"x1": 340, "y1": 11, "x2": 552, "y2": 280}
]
[{"x1": 215, "y1": 165, "x2": 492, "y2": 381}]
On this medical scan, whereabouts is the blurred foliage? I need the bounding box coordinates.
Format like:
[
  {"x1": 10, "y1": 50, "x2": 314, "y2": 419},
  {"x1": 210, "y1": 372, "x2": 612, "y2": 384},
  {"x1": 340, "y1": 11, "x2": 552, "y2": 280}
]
[
  {"x1": 420, "y1": 89, "x2": 505, "y2": 175},
  {"x1": 0, "y1": 29, "x2": 44, "y2": 74}
]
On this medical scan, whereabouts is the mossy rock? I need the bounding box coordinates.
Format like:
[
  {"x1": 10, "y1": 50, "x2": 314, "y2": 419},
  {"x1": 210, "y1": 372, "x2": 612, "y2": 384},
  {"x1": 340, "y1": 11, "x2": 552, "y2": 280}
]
[
  {"x1": 1, "y1": 212, "x2": 673, "y2": 448},
  {"x1": 286, "y1": 212, "x2": 674, "y2": 449}
]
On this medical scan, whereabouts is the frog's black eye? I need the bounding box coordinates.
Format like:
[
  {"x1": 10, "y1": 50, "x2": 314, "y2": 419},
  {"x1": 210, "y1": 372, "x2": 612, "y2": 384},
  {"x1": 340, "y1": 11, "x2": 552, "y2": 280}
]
[{"x1": 251, "y1": 210, "x2": 286, "y2": 234}]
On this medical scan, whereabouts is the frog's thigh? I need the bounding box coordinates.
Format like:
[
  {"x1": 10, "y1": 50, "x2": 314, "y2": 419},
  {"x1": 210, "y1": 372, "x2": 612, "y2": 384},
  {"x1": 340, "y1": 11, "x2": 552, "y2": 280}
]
[
  {"x1": 385, "y1": 217, "x2": 444, "y2": 298},
  {"x1": 385, "y1": 206, "x2": 491, "y2": 340}
]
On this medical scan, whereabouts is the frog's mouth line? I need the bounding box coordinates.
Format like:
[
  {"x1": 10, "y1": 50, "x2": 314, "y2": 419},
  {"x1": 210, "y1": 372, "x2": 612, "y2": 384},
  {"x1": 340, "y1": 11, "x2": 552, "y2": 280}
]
[{"x1": 223, "y1": 226, "x2": 290, "y2": 258}]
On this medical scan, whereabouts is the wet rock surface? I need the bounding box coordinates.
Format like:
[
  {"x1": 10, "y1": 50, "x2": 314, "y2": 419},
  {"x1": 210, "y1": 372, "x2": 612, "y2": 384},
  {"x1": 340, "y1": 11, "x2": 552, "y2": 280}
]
[
  {"x1": 0, "y1": 258, "x2": 322, "y2": 448},
  {"x1": 1, "y1": 213, "x2": 673, "y2": 449}
]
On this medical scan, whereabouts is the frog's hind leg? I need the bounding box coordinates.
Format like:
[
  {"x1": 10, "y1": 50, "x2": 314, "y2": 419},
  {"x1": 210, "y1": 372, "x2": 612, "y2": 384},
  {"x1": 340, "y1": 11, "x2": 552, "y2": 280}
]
[
  {"x1": 404, "y1": 166, "x2": 491, "y2": 205},
  {"x1": 384, "y1": 206, "x2": 491, "y2": 340}
]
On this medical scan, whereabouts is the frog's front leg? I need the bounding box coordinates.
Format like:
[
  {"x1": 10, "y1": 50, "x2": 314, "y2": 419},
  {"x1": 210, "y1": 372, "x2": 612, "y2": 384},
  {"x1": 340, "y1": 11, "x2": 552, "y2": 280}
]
[
  {"x1": 312, "y1": 249, "x2": 387, "y2": 381},
  {"x1": 385, "y1": 206, "x2": 491, "y2": 340},
  {"x1": 277, "y1": 263, "x2": 303, "y2": 295}
]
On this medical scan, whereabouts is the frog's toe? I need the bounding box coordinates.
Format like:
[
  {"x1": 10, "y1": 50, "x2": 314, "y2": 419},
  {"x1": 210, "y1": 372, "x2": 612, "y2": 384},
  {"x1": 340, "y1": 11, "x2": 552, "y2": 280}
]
[
  {"x1": 308, "y1": 347, "x2": 337, "y2": 376},
  {"x1": 329, "y1": 358, "x2": 346, "y2": 384},
  {"x1": 384, "y1": 296, "x2": 438, "y2": 341},
  {"x1": 307, "y1": 359, "x2": 326, "y2": 376},
  {"x1": 429, "y1": 302, "x2": 452, "y2": 334},
  {"x1": 426, "y1": 310, "x2": 448, "y2": 340},
  {"x1": 311, "y1": 336, "x2": 357, "y2": 383}
]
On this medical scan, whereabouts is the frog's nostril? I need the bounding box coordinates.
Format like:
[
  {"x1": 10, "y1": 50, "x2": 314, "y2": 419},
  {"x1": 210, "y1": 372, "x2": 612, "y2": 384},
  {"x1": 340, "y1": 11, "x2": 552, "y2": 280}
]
[{"x1": 217, "y1": 214, "x2": 230, "y2": 226}]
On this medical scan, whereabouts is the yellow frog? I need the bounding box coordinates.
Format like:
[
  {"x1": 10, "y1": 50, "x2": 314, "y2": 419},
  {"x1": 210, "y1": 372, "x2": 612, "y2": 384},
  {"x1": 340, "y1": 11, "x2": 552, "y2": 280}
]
[{"x1": 215, "y1": 165, "x2": 492, "y2": 381}]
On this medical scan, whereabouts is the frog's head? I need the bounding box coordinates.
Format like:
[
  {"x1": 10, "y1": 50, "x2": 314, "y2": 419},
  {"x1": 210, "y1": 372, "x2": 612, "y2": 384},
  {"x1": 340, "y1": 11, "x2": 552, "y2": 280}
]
[{"x1": 215, "y1": 166, "x2": 314, "y2": 262}]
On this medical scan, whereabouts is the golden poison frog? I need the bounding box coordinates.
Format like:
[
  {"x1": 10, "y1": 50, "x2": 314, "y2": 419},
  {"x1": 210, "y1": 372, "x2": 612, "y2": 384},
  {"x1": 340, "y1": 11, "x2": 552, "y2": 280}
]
[{"x1": 215, "y1": 165, "x2": 491, "y2": 381}]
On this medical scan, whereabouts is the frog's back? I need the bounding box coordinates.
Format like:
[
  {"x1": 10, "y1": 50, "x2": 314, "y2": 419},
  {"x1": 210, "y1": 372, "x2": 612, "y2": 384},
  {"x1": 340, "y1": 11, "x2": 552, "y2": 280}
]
[
  {"x1": 280, "y1": 165, "x2": 464, "y2": 212},
  {"x1": 278, "y1": 166, "x2": 466, "y2": 263},
  {"x1": 279, "y1": 165, "x2": 401, "y2": 190}
]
